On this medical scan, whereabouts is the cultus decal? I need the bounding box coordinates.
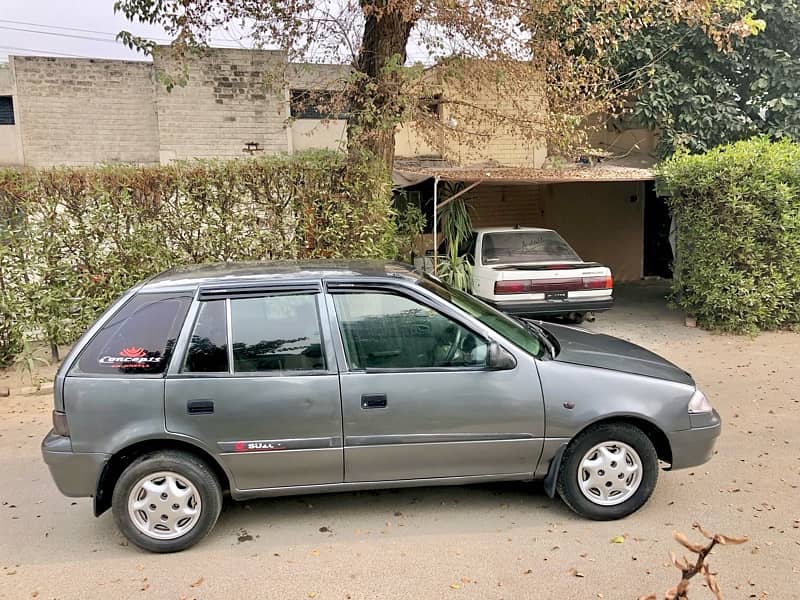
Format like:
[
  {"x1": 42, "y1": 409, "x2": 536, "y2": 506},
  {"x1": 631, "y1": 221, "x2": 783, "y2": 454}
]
[
  {"x1": 99, "y1": 347, "x2": 162, "y2": 368},
  {"x1": 234, "y1": 441, "x2": 284, "y2": 452}
]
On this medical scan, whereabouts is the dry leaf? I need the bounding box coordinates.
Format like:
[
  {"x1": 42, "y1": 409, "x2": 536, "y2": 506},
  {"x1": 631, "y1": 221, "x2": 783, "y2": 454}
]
[
  {"x1": 692, "y1": 522, "x2": 714, "y2": 540},
  {"x1": 611, "y1": 535, "x2": 625, "y2": 544},
  {"x1": 714, "y1": 534, "x2": 748, "y2": 545},
  {"x1": 568, "y1": 567, "x2": 585, "y2": 578},
  {"x1": 674, "y1": 531, "x2": 706, "y2": 553},
  {"x1": 450, "y1": 583, "x2": 461, "y2": 590},
  {"x1": 190, "y1": 576, "x2": 204, "y2": 588}
]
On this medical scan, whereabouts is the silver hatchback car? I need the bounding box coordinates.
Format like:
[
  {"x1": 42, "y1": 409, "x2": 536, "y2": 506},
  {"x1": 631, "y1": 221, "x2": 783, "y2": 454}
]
[{"x1": 42, "y1": 261, "x2": 720, "y2": 552}]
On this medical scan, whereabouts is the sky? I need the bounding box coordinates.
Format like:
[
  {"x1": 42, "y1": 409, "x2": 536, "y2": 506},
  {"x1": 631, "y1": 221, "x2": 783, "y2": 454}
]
[
  {"x1": 0, "y1": 0, "x2": 257, "y2": 62},
  {"x1": 0, "y1": 0, "x2": 432, "y2": 64}
]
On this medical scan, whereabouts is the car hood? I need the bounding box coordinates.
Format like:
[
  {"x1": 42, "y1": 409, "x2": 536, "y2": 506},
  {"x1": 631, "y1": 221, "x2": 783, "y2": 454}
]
[{"x1": 536, "y1": 321, "x2": 694, "y2": 386}]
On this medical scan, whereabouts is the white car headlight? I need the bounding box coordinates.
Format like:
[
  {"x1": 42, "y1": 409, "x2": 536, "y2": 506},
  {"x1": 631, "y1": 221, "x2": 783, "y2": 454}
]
[{"x1": 688, "y1": 389, "x2": 712, "y2": 414}]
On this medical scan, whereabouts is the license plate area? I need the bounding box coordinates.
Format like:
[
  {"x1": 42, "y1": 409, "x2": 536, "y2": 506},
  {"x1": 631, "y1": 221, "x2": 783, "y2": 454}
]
[{"x1": 545, "y1": 291, "x2": 569, "y2": 300}]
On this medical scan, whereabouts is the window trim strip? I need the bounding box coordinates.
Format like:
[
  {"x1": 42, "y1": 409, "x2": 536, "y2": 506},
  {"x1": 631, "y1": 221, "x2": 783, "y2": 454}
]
[{"x1": 225, "y1": 298, "x2": 235, "y2": 375}]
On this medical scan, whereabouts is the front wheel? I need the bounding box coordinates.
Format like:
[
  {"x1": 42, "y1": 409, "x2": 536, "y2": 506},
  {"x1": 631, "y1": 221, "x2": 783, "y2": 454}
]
[
  {"x1": 112, "y1": 451, "x2": 222, "y2": 552},
  {"x1": 556, "y1": 423, "x2": 658, "y2": 520}
]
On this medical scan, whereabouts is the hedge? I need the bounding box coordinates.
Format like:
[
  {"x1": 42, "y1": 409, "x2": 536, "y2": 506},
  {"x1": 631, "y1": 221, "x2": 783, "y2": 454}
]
[
  {"x1": 657, "y1": 137, "x2": 800, "y2": 333},
  {"x1": 0, "y1": 151, "x2": 398, "y2": 363}
]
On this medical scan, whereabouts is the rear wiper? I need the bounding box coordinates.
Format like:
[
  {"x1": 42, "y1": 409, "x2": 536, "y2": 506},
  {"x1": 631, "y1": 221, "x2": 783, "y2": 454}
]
[{"x1": 513, "y1": 316, "x2": 556, "y2": 359}]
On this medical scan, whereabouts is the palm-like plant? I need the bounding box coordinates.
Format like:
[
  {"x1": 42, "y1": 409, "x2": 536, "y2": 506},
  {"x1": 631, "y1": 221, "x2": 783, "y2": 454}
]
[{"x1": 437, "y1": 184, "x2": 474, "y2": 291}]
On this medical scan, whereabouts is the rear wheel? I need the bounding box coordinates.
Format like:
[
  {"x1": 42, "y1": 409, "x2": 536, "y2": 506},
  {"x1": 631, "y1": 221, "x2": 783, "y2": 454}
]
[
  {"x1": 112, "y1": 451, "x2": 222, "y2": 553},
  {"x1": 556, "y1": 423, "x2": 658, "y2": 520}
]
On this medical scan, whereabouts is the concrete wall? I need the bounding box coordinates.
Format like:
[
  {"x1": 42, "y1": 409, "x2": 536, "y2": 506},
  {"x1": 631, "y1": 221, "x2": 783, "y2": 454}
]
[
  {"x1": 11, "y1": 56, "x2": 159, "y2": 166},
  {"x1": 544, "y1": 181, "x2": 644, "y2": 281},
  {"x1": 467, "y1": 181, "x2": 644, "y2": 281},
  {"x1": 0, "y1": 64, "x2": 23, "y2": 166},
  {"x1": 153, "y1": 48, "x2": 288, "y2": 162}
]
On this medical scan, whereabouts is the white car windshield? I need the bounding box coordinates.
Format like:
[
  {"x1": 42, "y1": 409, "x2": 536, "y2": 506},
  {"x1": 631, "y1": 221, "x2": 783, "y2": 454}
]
[{"x1": 482, "y1": 231, "x2": 581, "y2": 264}]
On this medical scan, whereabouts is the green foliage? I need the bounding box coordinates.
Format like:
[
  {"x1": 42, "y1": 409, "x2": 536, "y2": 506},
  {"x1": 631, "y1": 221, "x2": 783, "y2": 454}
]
[
  {"x1": 613, "y1": 0, "x2": 800, "y2": 157},
  {"x1": 394, "y1": 197, "x2": 426, "y2": 263},
  {"x1": 438, "y1": 189, "x2": 474, "y2": 291},
  {"x1": 0, "y1": 151, "x2": 396, "y2": 360},
  {"x1": 657, "y1": 137, "x2": 800, "y2": 333}
]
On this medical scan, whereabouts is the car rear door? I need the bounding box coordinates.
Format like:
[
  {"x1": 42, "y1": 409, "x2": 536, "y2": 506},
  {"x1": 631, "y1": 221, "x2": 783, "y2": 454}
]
[
  {"x1": 325, "y1": 281, "x2": 544, "y2": 483},
  {"x1": 165, "y1": 282, "x2": 343, "y2": 491}
]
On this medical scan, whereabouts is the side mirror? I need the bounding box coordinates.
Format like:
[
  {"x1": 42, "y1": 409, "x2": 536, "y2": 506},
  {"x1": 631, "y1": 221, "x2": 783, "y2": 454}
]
[{"x1": 486, "y1": 342, "x2": 517, "y2": 370}]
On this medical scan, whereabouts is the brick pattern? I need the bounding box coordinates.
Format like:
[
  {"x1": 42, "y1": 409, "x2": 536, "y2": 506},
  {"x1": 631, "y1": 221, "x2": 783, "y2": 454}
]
[
  {"x1": 468, "y1": 184, "x2": 545, "y2": 228},
  {"x1": 153, "y1": 48, "x2": 288, "y2": 161},
  {"x1": 12, "y1": 57, "x2": 159, "y2": 166}
]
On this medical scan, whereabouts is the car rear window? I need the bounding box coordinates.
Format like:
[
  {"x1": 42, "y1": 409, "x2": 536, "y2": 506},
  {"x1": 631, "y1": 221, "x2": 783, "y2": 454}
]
[
  {"x1": 70, "y1": 293, "x2": 191, "y2": 376},
  {"x1": 482, "y1": 231, "x2": 581, "y2": 264}
]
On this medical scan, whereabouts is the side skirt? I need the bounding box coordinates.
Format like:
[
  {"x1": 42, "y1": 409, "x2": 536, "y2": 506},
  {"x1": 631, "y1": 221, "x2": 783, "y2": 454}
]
[{"x1": 230, "y1": 472, "x2": 537, "y2": 501}]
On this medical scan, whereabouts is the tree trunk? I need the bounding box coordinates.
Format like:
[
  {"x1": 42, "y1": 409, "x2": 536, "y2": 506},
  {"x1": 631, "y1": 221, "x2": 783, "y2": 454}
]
[{"x1": 348, "y1": 3, "x2": 415, "y2": 169}]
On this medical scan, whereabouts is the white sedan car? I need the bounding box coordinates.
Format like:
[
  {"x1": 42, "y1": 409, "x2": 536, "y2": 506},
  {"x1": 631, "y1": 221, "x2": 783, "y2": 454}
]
[{"x1": 467, "y1": 227, "x2": 613, "y2": 322}]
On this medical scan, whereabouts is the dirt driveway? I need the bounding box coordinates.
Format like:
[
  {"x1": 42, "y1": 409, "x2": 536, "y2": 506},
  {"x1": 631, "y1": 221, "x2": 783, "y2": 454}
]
[{"x1": 1, "y1": 282, "x2": 798, "y2": 599}]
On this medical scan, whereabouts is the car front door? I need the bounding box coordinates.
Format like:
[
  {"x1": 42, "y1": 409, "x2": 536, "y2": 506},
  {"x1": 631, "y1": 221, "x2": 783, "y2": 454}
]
[
  {"x1": 326, "y1": 283, "x2": 544, "y2": 483},
  {"x1": 165, "y1": 283, "x2": 343, "y2": 491}
]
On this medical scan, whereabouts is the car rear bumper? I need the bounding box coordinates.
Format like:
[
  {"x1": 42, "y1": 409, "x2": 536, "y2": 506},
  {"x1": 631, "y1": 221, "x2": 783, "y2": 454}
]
[
  {"x1": 487, "y1": 296, "x2": 614, "y2": 316},
  {"x1": 41, "y1": 430, "x2": 108, "y2": 497},
  {"x1": 666, "y1": 409, "x2": 722, "y2": 470}
]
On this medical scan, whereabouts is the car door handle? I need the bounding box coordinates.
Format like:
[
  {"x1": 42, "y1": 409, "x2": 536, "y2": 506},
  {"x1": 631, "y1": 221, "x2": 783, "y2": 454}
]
[
  {"x1": 187, "y1": 400, "x2": 214, "y2": 415},
  {"x1": 361, "y1": 394, "x2": 387, "y2": 409}
]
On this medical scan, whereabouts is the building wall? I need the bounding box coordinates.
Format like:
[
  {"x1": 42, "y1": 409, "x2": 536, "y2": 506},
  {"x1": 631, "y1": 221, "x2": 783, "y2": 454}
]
[
  {"x1": 0, "y1": 64, "x2": 23, "y2": 166},
  {"x1": 11, "y1": 56, "x2": 159, "y2": 166},
  {"x1": 544, "y1": 181, "x2": 644, "y2": 282},
  {"x1": 153, "y1": 48, "x2": 288, "y2": 162},
  {"x1": 467, "y1": 184, "x2": 546, "y2": 228}
]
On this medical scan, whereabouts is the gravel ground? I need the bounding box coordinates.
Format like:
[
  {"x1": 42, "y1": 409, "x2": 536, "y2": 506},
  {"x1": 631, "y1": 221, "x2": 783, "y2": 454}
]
[{"x1": 1, "y1": 281, "x2": 798, "y2": 600}]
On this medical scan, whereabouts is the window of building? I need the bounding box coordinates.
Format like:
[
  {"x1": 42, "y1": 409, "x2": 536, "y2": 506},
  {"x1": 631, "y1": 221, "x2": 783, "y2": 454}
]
[
  {"x1": 0, "y1": 97, "x2": 14, "y2": 125},
  {"x1": 184, "y1": 300, "x2": 229, "y2": 373},
  {"x1": 73, "y1": 294, "x2": 192, "y2": 376},
  {"x1": 230, "y1": 295, "x2": 326, "y2": 373},
  {"x1": 290, "y1": 90, "x2": 348, "y2": 120},
  {"x1": 332, "y1": 292, "x2": 488, "y2": 370}
]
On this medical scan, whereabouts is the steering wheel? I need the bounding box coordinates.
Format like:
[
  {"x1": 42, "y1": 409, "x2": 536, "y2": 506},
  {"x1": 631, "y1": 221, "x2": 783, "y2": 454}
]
[{"x1": 441, "y1": 326, "x2": 465, "y2": 366}]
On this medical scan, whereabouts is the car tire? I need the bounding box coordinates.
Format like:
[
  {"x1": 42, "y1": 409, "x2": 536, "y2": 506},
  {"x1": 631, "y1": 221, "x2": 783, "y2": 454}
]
[
  {"x1": 112, "y1": 451, "x2": 222, "y2": 553},
  {"x1": 556, "y1": 423, "x2": 658, "y2": 520}
]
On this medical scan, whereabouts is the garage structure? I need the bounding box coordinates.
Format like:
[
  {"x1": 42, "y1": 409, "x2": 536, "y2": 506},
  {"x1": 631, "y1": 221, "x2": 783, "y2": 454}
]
[{"x1": 393, "y1": 157, "x2": 672, "y2": 283}]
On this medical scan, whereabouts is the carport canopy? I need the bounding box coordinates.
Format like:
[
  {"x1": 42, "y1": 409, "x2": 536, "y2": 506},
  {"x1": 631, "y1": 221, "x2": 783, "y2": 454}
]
[{"x1": 392, "y1": 156, "x2": 656, "y2": 273}]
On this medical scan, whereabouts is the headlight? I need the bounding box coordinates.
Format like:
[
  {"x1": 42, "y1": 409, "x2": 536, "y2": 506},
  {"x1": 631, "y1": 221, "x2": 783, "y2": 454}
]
[{"x1": 688, "y1": 389, "x2": 712, "y2": 414}]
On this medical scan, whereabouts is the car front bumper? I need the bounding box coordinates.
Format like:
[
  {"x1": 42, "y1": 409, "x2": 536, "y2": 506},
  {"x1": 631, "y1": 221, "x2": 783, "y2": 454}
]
[
  {"x1": 488, "y1": 296, "x2": 614, "y2": 316},
  {"x1": 666, "y1": 409, "x2": 722, "y2": 470},
  {"x1": 41, "y1": 430, "x2": 108, "y2": 497}
]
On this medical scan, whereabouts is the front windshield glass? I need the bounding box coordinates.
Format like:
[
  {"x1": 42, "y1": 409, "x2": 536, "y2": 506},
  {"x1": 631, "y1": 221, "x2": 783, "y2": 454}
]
[
  {"x1": 420, "y1": 275, "x2": 543, "y2": 358},
  {"x1": 482, "y1": 230, "x2": 581, "y2": 264}
]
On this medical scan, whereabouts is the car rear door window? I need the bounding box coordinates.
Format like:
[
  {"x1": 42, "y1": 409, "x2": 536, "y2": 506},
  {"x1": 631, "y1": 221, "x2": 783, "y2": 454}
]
[
  {"x1": 332, "y1": 292, "x2": 488, "y2": 370},
  {"x1": 184, "y1": 300, "x2": 229, "y2": 373},
  {"x1": 230, "y1": 294, "x2": 326, "y2": 373},
  {"x1": 72, "y1": 293, "x2": 191, "y2": 376}
]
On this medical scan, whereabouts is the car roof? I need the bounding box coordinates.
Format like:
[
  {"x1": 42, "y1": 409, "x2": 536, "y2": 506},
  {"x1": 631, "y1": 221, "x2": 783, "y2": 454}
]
[
  {"x1": 472, "y1": 226, "x2": 554, "y2": 234},
  {"x1": 141, "y1": 260, "x2": 422, "y2": 293}
]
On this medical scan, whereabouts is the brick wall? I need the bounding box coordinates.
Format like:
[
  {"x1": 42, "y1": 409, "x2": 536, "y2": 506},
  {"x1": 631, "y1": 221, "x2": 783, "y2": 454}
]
[
  {"x1": 153, "y1": 48, "x2": 289, "y2": 162},
  {"x1": 11, "y1": 56, "x2": 159, "y2": 166},
  {"x1": 468, "y1": 184, "x2": 546, "y2": 228}
]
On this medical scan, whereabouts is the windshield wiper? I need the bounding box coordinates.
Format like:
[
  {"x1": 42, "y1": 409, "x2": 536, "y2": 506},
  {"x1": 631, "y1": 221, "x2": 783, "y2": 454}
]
[{"x1": 512, "y1": 316, "x2": 556, "y2": 359}]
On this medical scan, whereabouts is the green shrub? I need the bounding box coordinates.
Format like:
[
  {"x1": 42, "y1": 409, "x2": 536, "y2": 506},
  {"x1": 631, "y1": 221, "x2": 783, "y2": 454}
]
[
  {"x1": 0, "y1": 151, "x2": 396, "y2": 358},
  {"x1": 657, "y1": 137, "x2": 800, "y2": 333}
]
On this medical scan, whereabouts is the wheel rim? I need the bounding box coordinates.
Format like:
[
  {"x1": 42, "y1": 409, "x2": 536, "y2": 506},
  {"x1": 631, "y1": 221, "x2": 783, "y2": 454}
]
[
  {"x1": 577, "y1": 441, "x2": 643, "y2": 506},
  {"x1": 127, "y1": 471, "x2": 202, "y2": 540}
]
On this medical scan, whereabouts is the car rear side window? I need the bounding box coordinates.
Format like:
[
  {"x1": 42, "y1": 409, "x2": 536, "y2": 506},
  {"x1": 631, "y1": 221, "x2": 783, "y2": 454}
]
[
  {"x1": 71, "y1": 293, "x2": 191, "y2": 376},
  {"x1": 184, "y1": 300, "x2": 229, "y2": 373},
  {"x1": 230, "y1": 294, "x2": 326, "y2": 373}
]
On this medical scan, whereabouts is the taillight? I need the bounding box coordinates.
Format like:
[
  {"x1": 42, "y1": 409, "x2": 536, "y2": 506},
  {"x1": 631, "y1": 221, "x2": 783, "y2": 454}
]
[
  {"x1": 494, "y1": 280, "x2": 529, "y2": 295},
  {"x1": 52, "y1": 410, "x2": 70, "y2": 437},
  {"x1": 582, "y1": 274, "x2": 613, "y2": 290}
]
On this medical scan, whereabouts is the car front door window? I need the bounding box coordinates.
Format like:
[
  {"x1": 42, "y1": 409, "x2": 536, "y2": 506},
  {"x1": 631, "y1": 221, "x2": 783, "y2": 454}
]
[{"x1": 332, "y1": 292, "x2": 488, "y2": 370}]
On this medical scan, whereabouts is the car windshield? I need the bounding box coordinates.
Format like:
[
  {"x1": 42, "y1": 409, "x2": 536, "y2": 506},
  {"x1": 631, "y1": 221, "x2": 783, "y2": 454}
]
[
  {"x1": 482, "y1": 230, "x2": 581, "y2": 264},
  {"x1": 420, "y1": 274, "x2": 544, "y2": 358}
]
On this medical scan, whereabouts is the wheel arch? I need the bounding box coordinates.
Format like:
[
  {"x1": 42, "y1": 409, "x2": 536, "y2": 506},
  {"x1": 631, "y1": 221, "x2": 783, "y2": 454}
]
[
  {"x1": 94, "y1": 437, "x2": 231, "y2": 517},
  {"x1": 576, "y1": 415, "x2": 672, "y2": 466}
]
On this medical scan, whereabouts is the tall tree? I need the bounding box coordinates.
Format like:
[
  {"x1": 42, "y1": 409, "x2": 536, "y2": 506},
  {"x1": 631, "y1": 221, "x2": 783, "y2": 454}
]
[
  {"x1": 115, "y1": 0, "x2": 754, "y2": 169},
  {"x1": 610, "y1": 1, "x2": 798, "y2": 157}
]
